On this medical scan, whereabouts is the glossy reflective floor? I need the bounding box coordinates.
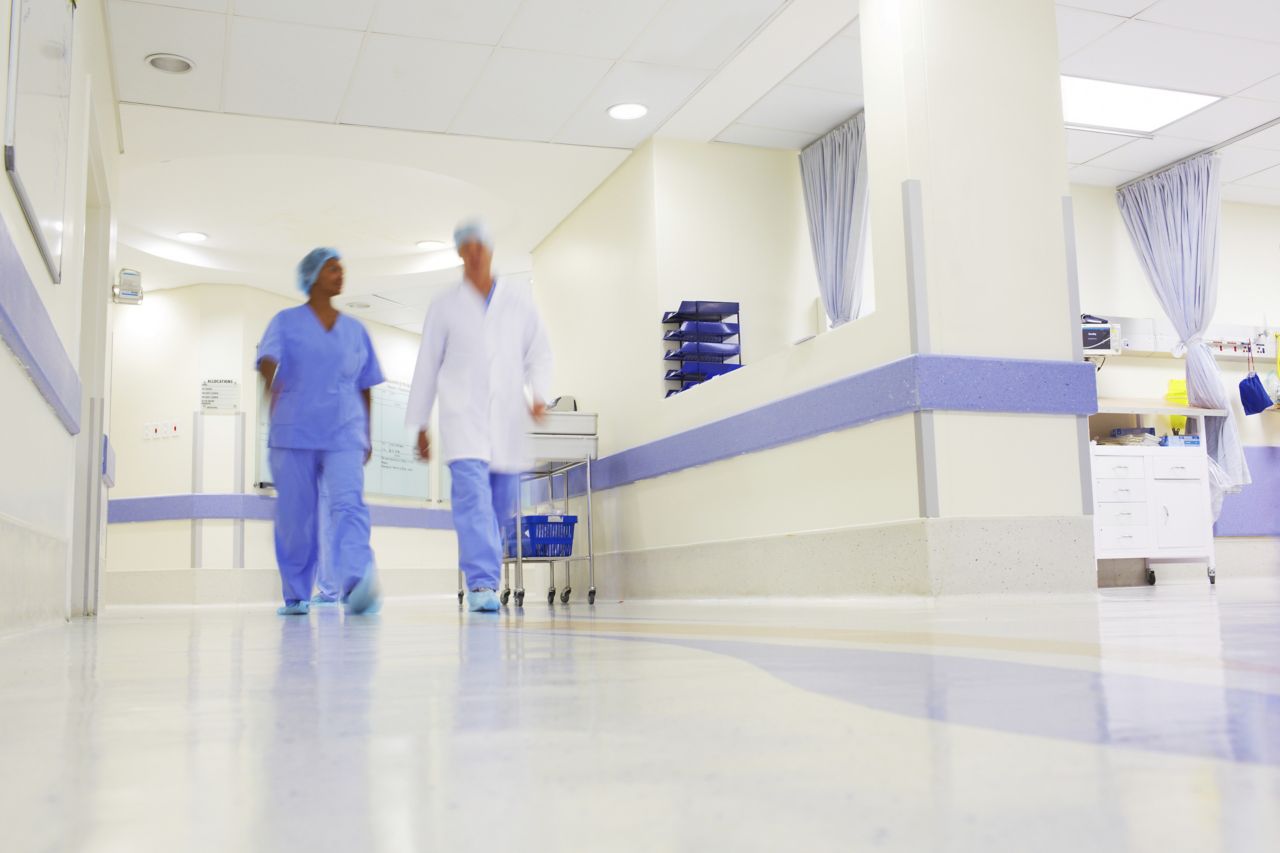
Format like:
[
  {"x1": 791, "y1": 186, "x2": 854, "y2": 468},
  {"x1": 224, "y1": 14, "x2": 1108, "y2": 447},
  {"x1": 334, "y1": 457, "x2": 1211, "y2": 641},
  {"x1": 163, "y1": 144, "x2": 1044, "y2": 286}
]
[{"x1": 3, "y1": 579, "x2": 1279, "y2": 853}]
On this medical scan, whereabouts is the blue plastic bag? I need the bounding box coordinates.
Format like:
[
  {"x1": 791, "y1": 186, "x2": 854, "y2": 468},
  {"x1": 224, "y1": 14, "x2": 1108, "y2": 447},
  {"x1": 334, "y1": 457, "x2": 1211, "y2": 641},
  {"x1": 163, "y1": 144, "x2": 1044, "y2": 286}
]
[{"x1": 1240, "y1": 372, "x2": 1273, "y2": 415}]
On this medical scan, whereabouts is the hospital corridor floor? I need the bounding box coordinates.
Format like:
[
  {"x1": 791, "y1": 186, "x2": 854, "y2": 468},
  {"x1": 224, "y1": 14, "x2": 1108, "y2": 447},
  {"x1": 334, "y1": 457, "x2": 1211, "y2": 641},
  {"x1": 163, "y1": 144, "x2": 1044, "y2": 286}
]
[{"x1": 2, "y1": 581, "x2": 1278, "y2": 853}]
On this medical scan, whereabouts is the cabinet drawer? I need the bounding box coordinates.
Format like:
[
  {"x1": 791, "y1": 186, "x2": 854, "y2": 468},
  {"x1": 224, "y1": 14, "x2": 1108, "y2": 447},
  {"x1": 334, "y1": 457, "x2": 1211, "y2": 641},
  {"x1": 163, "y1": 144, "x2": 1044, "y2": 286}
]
[
  {"x1": 1093, "y1": 455, "x2": 1145, "y2": 479},
  {"x1": 1096, "y1": 504, "x2": 1147, "y2": 526},
  {"x1": 1152, "y1": 456, "x2": 1205, "y2": 480},
  {"x1": 1096, "y1": 526, "x2": 1152, "y2": 551},
  {"x1": 1095, "y1": 480, "x2": 1147, "y2": 503}
]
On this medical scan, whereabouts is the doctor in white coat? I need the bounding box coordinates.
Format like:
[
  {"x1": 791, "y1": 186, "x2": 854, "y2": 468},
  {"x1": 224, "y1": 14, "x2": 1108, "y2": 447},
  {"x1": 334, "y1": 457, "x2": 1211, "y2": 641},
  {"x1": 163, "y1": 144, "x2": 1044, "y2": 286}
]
[{"x1": 406, "y1": 220, "x2": 554, "y2": 612}]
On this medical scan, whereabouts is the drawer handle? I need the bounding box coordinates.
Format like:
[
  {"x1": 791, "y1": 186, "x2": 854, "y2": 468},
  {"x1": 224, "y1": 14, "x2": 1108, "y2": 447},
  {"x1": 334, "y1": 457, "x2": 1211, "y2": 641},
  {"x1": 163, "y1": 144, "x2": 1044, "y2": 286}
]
[
  {"x1": 1117, "y1": 488, "x2": 1131, "y2": 493},
  {"x1": 1171, "y1": 465, "x2": 1187, "y2": 471},
  {"x1": 1120, "y1": 534, "x2": 1134, "y2": 540},
  {"x1": 1163, "y1": 506, "x2": 1170, "y2": 522},
  {"x1": 1119, "y1": 512, "x2": 1132, "y2": 517},
  {"x1": 1114, "y1": 465, "x2": 1130, "y2": 470}
]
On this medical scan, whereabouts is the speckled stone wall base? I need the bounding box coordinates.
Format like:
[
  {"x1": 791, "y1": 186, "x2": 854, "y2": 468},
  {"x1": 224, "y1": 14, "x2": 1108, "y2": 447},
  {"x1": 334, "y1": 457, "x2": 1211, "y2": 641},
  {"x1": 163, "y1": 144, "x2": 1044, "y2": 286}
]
[
  {"x1": 591, "y1": 515, "x2": 1096, "y2": 599},
  {"x1": 0, "y1": 515, "x2": 68, "y2": 631}
]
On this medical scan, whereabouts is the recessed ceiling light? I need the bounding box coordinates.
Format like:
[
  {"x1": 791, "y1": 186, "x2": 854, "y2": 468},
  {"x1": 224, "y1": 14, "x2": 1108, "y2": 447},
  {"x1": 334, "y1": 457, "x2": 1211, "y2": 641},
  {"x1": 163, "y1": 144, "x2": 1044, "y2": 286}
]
[
  {"x1": 608, "y1": 103, "x2": 648, "y2": 121},
  {"x1": 416, "y1": 240, "x2": 448, "y2": 251},
  {"x1": 176, "y1": 231, "x2": 207, "y2": 243},
  {"x1": 1060, "y1": 76, "x2": 1218, "y2": 134},
  {"x1": 147, "y1": 53, "x2": 194, "y2": 74},
  {"x1": 347, "y1": 301, "x2": 371, "y2": 310}
]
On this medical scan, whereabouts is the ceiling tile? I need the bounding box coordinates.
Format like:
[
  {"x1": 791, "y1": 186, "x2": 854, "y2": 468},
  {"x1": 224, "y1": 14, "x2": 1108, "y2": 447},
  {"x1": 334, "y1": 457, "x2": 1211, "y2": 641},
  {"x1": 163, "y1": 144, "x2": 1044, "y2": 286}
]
[
  {"x1": 1085, "y1": 135, "x2": 1206, "y2": 171},
  {"x1": 223, "y1": 18, "x2": 363, "y2": 122},
  {"x1": 231, "y1": 0, "x2": 376, "y2": 30},
  {"x1": 1060, "y1": 20, "x2": 1280, "y2": 96},
  {"x1": 1220, "y1": 183, "x2": 1280, "y2": 206},
  {"x1": 369, "y1": 0, "x2": 522, "y2": 45},
  {"x1": 1056, "y1": 6, "x2": 1125, "y2": 59},
  {"x1": 1237, "y1": 122, "x2": 1280, "y2": 151},
  {"x1": 124, "y1": 0, "x2": 228, "y2": 11},
  {"x1": 716, "y1": 123, "x2": 817, "y2": 150},
  {"x1": 500, "y1": 0, "x2": 668, "y2": 60},
  {"x1": 737, "y1": 84, "x2": 862, "y2": 136},
  {"x1": 1065, "y1": 129, "x2": 1133, "y2": 163},
  {"x1": 1068, "y1": 164, "x2": 1142, "y2": 187},
  {"x1": 1137, "y1": 0, "x2": 1280, "y2": 45},
  {"x1": 1217, "y1": 145, "x2": 1280, "y2": 182},
  {"x1": 554, "y1": 62, "x2": 708, "y2": 148},
  {"x1": 1158, "y1": 97, "x2": 1280, "y2": 143},
  {"x1": 784, "y1": 29, "x2": 862, "y2": 95},
  {"x1": 1236, "y1": 162, "x2": 1280, "y2": 188},
  {"x1": 1239, "y1": 74, "x2": 1280, "y2": 103},
  {"x1": 108, "y1": 1, "x2": 227, "y2": 111},
  {"x1": 340, "y1": 36, "x2": 491, "y2": 133},
  {"x1": 449, "y1": 49, "x2": 612, "y2": 142},
  {"x1": 1056, "y1": 1, "x2": 1155, "y2": 14},
  {"x1": 625, "y1": 0, "x2": 785, "y2": 70}
]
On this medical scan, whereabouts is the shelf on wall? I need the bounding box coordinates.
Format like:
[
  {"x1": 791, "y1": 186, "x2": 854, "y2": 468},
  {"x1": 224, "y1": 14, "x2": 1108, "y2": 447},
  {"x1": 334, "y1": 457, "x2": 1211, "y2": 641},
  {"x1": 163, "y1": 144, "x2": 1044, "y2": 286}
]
[{"x1": 662, "y1": 301, "x2": 741, "y2": 396}]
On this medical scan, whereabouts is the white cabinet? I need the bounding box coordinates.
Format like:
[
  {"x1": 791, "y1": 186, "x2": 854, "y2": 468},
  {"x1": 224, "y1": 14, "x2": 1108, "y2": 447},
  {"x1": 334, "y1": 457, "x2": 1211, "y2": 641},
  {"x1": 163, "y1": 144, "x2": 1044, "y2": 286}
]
[{"x1": 1091, "y1": 445, "x2": 1215, "y2": 584}]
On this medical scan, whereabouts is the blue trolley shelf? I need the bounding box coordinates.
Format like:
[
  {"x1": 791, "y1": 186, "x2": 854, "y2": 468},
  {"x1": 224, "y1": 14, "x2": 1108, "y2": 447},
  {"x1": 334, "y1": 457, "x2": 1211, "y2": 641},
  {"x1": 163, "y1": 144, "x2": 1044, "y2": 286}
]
[{"x1": 661, "y1": 302, "x2": 741, "y2": 396}]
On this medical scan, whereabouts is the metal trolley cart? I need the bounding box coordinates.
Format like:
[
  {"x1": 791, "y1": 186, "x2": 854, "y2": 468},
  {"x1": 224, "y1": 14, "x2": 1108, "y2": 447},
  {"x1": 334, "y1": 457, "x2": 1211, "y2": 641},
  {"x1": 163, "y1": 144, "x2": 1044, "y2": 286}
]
[{"x1": 457, "y1": 412, "x2": 598, "y2": 607}]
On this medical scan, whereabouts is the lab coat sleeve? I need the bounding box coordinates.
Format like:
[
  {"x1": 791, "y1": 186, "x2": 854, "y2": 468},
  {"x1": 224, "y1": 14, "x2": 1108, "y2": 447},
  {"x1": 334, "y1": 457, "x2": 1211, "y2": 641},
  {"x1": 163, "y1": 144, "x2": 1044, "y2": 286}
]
[
  {"x1": 405, "y1": 303, "x2": 445, "y2": 429},
  {"x1": 357, "y1": 326, "x2": 385, "y2": 390},
  {"x1": 257, "y1": 312, "x2": 284, "y2": 369},
  {"x1": 523, "y1": 292, "x2": 554, "y2": 406}
]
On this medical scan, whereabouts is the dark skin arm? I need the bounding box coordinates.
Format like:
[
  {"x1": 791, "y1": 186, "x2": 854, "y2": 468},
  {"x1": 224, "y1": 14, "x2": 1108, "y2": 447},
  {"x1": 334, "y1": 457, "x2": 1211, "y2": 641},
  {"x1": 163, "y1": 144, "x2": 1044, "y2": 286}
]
[
  {"x1": 362, "y1": 388, "x2": 372, "y2": 465},
  {"x1": 258, "y1": 358, "x2": 279, "y2": 411}
]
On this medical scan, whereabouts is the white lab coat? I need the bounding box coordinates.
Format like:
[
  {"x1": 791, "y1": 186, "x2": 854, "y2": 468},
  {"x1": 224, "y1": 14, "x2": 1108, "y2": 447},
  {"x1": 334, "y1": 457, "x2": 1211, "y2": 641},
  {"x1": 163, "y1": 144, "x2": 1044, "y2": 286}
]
[{"x1": 405, "y1": 278, "x2": 553, "y2": 473}]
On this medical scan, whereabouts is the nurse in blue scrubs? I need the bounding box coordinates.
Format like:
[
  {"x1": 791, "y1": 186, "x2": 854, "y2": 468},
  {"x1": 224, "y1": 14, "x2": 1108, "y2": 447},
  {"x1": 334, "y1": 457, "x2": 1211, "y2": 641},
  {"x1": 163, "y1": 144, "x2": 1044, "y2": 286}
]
[{"x1": 256, "y1": 248, "x2": 384, "y2": 616}]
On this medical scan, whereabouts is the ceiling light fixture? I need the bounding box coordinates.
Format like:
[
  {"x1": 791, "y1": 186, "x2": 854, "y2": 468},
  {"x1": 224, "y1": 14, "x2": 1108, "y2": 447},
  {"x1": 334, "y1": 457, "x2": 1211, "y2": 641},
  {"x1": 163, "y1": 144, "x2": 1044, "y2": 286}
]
[
  {"x1": 146, "y1": 53, "x2": 194, "y2": 74},
  {"x1": 347, "y1": 301, "x2": 371, "y2": 310},
  {"x1": 1060, "y1": 76, "x2": 1218, "y2": 134},
  {"x1": 416, "y1": 240, "x2": 448, "y2": 251},
  {"x1": 176, "y1": 231, "x2": 207, "y2": 243},
  {"x1": 607, "y1": 103, "x2": 648, "y2": 121},
  {"x1": 1064, "y1": 123, "x2": 1154, "y2": 140}
]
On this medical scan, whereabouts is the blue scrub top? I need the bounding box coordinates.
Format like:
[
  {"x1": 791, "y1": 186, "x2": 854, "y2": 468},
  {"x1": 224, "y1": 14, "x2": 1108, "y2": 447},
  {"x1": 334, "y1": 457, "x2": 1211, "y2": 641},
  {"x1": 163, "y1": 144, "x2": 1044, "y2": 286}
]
[{"x1": 257, "y1": 305, "x2": 385, "y2": 451}]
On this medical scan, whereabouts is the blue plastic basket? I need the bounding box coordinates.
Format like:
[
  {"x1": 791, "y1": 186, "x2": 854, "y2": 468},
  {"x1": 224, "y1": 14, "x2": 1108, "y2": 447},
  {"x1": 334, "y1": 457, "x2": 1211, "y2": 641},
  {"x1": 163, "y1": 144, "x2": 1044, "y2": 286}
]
[{"x1": 506, "y1": 515, "x2": 578, "y2": 558}]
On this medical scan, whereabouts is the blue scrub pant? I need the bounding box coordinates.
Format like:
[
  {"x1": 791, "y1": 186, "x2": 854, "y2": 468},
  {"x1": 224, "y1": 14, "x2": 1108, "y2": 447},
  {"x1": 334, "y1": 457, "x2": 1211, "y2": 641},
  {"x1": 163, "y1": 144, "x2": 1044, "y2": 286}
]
[
  {"x1": 450, "y1": 459, "x2": 519, "y2": 592},
  {"x1": 270, "y1": 448, "x2": 374, "y2": 606}
]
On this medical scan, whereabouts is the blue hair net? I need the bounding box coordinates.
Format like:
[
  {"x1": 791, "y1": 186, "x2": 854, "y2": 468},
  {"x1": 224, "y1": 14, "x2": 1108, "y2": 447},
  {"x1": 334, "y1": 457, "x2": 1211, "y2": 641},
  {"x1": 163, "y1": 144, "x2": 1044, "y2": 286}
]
[
  {"x1": 297, "y1": 247, "x2": 341, "y2": 294},
  {"x1": 452, "y1": 220, "x2": 493, "y2": 251}
]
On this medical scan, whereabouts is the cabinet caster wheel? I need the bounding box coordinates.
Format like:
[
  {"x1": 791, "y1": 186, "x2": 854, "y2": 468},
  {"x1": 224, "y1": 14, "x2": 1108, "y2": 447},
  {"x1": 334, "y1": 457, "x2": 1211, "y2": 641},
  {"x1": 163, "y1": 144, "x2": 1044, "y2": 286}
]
[
  {"x1": 500, "y1": 589, "x2": 511, "y2": 606},
  {"x1": 1208, "y1": 570, "x2": 1217, "y2": 586},
  {"x1": 547, "y1": 588, "x2": 556, "y2": 606},
  {"x1": 560, "y1": 588, "x2": 571, "y2": 604},
  {"x1": 514, "y1": 591, "x2": 525, "y2": 607},
  {"x1": 588, "y1": 589, "x2": 596, "y2": 605},
  {"x1": 1146, "y1": 569, "x2": 1156, "y2": 586},
  {"x1": 457, "y1": 591, "x2": 465, "y2": 605}
]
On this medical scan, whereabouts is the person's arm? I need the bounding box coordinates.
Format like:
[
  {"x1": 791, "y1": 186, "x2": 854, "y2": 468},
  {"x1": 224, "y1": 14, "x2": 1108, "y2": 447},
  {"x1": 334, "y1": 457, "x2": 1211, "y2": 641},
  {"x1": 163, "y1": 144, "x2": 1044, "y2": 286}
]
[
  {"x1": 523, "y1": 291, "x2": 554, "y2": 421},
  {"x1": 406, "y1": 304, "x2": 447, "y2": 460},
  {"x1": 361, "y1": 388, "x2": 373, "y2": 464},
  {"x1": 256, "y1": 315, "x2": 284, "y2": 411},
  {"x1": 356, "y1": 329, "x2": 384, "y2": 466}
]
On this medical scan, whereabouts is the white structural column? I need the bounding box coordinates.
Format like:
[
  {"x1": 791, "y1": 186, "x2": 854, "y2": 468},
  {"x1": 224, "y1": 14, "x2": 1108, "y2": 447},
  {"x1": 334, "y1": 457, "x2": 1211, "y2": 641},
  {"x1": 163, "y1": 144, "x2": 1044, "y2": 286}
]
[{"x1": 861, "y1": 0, "x2": 1095, "y2": 593}]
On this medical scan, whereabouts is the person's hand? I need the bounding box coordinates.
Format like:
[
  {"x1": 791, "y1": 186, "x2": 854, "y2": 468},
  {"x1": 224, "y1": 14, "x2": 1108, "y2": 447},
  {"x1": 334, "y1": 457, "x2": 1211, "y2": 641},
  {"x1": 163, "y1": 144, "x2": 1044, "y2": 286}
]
[
  {"x1": 364, "y1": 447, "x2": 372, "y2": 466},
  {"x1": 416, "y1": 429, "x2": 431, "y2": 461},
  {"x1": 531, "y1": 401, "x2": 547, "y2": 422}
]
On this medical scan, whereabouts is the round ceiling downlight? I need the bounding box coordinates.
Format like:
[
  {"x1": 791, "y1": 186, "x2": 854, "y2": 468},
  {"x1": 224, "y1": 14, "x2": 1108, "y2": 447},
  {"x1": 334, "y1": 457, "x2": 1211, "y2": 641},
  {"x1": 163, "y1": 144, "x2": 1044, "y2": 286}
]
[
  {"x1": 147, "y1": 53, "x2": 194, "y2": 74},
  {"x1": 607, "y1": 103, "x2": 648, "y2": 121}
]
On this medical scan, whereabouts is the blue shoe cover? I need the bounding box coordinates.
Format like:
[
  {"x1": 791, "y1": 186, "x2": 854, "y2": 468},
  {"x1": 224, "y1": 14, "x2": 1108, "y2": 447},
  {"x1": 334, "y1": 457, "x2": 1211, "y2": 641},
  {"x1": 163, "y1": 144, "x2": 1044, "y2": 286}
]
[
  {"x1": 310, "y1": 593, "x2": 339, "y2": 606},
  {"x1": 277, "y1": 601, "x2": 310, "y2": 616},
  {"x1": 345, "y1": 566, "x2": 382, "y2": 615},
  {"x1": 468, "y1": 589, "x2": 500, "y2": 612}
]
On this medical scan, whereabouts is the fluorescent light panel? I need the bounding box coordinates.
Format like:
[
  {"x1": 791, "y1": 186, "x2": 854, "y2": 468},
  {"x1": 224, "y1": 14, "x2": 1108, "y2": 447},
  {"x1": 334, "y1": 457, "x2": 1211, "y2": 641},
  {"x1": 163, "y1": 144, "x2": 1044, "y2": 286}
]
[{"x1": 1061, "y1": 76, "x2": 1218, "y2": 134}]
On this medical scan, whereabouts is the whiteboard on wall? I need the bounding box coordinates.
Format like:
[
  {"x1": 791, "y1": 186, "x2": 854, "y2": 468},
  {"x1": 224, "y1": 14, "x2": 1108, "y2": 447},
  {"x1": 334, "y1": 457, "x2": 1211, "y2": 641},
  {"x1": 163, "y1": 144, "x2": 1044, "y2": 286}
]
[
  {"x1": 4, "y1": 0, "x2": 75, "y2": 282},
  {"x1": 255, "y1": 379, "x2": 430, "y2": 502}
]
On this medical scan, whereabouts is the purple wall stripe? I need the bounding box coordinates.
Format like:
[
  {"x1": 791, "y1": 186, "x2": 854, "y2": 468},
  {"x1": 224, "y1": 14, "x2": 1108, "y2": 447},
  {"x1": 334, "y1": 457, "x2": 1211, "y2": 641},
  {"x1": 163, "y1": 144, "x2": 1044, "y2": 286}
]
[
  {"x1": 108, "y1": 493, "x2": 454, "y2": 530},
  {"x1": 1216, "y1": 446, "x2": 1280, "y2": 537},
  {"x1": 0, "y1": 212, "x2": 81, "y2": 434}
]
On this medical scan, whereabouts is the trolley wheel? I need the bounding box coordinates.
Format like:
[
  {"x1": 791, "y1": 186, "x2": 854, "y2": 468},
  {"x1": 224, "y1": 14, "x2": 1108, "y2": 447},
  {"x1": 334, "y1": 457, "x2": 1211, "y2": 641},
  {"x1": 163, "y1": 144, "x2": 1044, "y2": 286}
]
[
  {"x1": 1145, "y1": 569, "x2": 1157, "y2": 586},
  {"x1": 547, "y1": 588, "x2": 556, "y2": 606},
  {"x1": 588, "y1": 589, "x2": 596, "y2": 605},
  {"x1": 500, "y1": 589, "x2": 511, "y2": 606},
  {"x1": 560, "y1": 588, "x2": 571, "y2": 604},
  {"x1": 1208, "y1": 568, "x2": 1217, "y2": 585},
  {"x1": 514, "y1": 590, "x2": 525, "y2": 607},
  {"x1": 458, "y1": 590, "x2": 465, "y2": 605}
]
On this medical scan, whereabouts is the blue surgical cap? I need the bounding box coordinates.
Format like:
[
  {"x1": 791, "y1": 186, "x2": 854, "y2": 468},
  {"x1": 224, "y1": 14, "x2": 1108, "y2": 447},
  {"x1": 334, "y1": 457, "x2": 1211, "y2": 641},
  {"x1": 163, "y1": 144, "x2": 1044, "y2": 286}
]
[
  {"x1": 453, "y1": 219, "x2": 493, "y2": 251},
  {"x1": 297, "y1": 247, "x2": 341, "y2": 294}
]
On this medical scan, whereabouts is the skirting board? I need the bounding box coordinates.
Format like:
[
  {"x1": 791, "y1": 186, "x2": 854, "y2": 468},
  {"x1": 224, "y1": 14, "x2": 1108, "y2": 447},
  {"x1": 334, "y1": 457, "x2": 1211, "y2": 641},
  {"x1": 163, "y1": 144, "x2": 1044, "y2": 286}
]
[
  {"x1": 568, "y1": 515, "x2": 1096, "y2": 600},
  {"x1": 0, "y1": 514, "x2": 68, "y2": 631}
]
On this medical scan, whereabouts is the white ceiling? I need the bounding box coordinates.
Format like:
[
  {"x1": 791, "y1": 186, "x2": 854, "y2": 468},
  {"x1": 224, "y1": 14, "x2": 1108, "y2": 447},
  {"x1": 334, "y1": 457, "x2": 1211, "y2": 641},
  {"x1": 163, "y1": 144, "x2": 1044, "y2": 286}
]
[{"x1": 106, "y1": 0, "x2": 788, "y2": 148}]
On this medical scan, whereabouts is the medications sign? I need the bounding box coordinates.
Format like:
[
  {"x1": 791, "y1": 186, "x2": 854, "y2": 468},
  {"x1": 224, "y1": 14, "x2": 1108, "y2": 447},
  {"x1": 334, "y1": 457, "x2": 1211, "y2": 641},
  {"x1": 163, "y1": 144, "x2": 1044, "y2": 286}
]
[{"x1": 201, "y1": 379, "x2": 241, "y2": 411}]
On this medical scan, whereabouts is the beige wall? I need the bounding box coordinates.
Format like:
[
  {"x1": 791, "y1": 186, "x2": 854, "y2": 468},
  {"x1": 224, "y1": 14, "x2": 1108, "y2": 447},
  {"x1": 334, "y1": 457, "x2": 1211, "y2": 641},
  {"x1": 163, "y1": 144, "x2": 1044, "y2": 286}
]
[{"x1": 0, "y1": 3, "x2": 121, "y2": 629}]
